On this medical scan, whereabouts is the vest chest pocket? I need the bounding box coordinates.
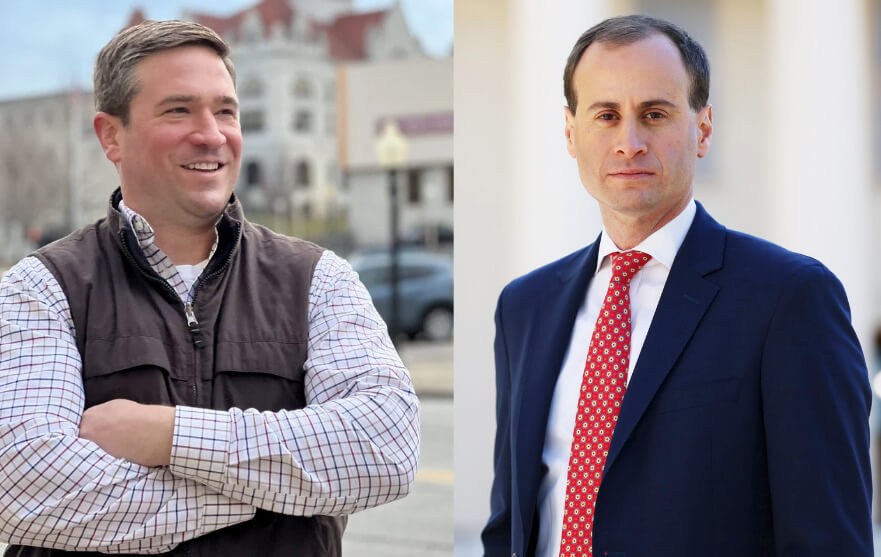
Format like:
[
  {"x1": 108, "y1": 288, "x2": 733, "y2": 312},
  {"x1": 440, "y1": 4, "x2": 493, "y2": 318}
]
[
  {"x1": 81, "y1": 336, "x2": 187, "y2": 408},
  {"x1": 213, "y1": 340, "x2": 308, "y2": 412}
]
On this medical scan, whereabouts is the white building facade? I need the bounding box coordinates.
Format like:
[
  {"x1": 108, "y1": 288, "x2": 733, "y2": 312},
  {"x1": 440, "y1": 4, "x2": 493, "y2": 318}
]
[
  {"x1": 0, "y1": 0, "x2": 442, "y2": 263},
  {"x1": 339, "y1": 57, "x2": 453, "y2": 249}
]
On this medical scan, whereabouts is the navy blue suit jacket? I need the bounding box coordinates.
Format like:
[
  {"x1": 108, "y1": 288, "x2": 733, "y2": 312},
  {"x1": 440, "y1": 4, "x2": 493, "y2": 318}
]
[{"x1": 482, "y1": 203, "x2": 872, "y2": 557}]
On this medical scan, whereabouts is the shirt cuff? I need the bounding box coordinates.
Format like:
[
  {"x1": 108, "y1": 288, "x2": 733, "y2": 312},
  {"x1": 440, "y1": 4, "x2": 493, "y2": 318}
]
[{"x1": 169, "y1": 405, "x2": 231, "y2": 487}]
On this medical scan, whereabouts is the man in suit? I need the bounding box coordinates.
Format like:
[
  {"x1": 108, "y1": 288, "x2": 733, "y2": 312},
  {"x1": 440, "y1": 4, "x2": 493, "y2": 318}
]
[{"x1": 482, "y1": 14, "x2": 872, "y2": 557}]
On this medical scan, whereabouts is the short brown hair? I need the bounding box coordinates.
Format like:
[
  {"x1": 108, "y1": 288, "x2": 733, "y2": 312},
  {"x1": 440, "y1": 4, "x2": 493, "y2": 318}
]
[
  {"x1": 563, "y1": 15, "x2": 710, "y2": 114},
  {"x1": 94, "y1": 20, "x2": 236, "y2": 125}
]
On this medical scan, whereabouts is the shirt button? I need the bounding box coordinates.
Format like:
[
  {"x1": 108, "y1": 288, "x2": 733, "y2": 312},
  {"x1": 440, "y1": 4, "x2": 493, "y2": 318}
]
[{"x1": 134, "y1": 218, "x2": 145, "y2": 233}]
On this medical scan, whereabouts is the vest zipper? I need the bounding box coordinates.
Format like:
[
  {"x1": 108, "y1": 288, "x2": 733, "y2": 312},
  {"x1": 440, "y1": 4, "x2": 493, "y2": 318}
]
[
  {"x1": 119, "y1": 231, "x2": 204, "y2": 408},
  {"x1": 184, "y1": 302, "x2": 205, "y2": 349},
  {"x1": 184, "y1": 222, "x2": 238, "y2": 409},
  {"x1": 184, "y1": 302, "x2": 201, "y2": 408}
]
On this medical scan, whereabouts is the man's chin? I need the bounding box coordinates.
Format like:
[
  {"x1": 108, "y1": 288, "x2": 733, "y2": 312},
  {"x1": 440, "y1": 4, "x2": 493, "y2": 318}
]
[
  {"x1": 594, "y1": 190, "x2": 661, "y2": 215},
  {"x1": 184, "y1": 189, "x2": 234, "y2": 221}
]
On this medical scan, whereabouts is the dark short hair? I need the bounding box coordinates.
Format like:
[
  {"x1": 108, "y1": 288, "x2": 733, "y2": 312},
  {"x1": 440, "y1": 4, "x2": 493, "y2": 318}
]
[
  {"x1": 94, "y1": 20, "x2": 236, "y2": 126},
  {"x1": 563, "y1": 14, "x2": 710, "y2": 113}
]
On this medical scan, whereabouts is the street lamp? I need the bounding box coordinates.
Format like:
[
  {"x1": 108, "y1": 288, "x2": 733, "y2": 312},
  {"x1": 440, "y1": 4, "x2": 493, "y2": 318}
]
[{"x1": 375, "y1": 120, "x2": 409, "y2": 343}]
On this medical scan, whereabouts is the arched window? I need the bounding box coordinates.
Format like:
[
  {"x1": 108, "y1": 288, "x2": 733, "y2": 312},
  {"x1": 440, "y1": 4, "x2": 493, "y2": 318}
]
[
  {"x1": 295, "y1": 160, "x2": 311, "y2": 189},
  {"x1": 240, "y1": 110, "x2": 265, "y2": 133},
  {"x1": 245, "y1": 161, "x2": 262, "y2": 187},
  {"x1": 293, "y1": 110, "x2": 313, "y2": 133}
]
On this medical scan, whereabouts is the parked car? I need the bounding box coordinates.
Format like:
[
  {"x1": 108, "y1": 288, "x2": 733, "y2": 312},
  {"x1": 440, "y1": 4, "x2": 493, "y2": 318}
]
[{"x1": 350, "y1": 249, "x2": 453, "y2": 341}]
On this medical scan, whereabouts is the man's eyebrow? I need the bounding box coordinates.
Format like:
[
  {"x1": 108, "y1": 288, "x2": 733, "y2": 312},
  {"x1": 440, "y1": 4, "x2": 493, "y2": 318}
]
[
  {"x1": 638, "y1": 99, "x2": 677, "y2": 110},
  {"x1": 218, "y1": 95, "x2": 238, "y2": 109},
  {"x1": 584, "y1": 99, "x2": 679, "y2": 112},
  {"x1": 586, "y1": 101, "x2": 620, "y2": 112},
  {"x1": 157, "y1": 95, "x2": 196, "y2": 106},
  {"x1": 156, "y1": 95, "x2": 239, "y2": 108}
]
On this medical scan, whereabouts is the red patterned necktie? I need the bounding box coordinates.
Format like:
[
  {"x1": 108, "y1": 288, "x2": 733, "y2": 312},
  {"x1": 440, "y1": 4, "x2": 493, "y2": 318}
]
[{"x1": 558, "y1": 250, "x2": 651, "y2": 556}]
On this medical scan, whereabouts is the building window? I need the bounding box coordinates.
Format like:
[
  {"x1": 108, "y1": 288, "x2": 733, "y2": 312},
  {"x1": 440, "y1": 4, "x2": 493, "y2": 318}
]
[
  {"x1": 241, "y1": 76, "x2": 264, "y2": 98},
  {"x1": 245, "y1": 161, "x2": 262, "y2": 187},
  {"x1": 407, "y1": 169, "x2": 421, "y2": 204},
  {"x1": 295, "y1": 160, "x2": 311, "y2": 189},
  {"x1": 293, "y1": 77, "x2": 312, "y2": 99},
  {"x1": 240, "y1": 110, "x2": 265, "y2": 133},
  {"x1": 293, "y1": 110, "x2": 312, "y2": 133},
  {"x1": 446, "y1": 165, "x2": 454, "y2": 202}
]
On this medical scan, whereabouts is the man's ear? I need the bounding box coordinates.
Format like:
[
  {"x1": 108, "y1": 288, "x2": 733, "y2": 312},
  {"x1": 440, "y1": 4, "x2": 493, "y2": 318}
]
[
  {"x1": 696, "y1": 104, "x2": 713, "y2": 159},
  {"x1": 94, "y1": 112, "x2": 124, "y2": 164},
  {"x1": 564, "y1": 106, "x2": 577, "y2": 159}
]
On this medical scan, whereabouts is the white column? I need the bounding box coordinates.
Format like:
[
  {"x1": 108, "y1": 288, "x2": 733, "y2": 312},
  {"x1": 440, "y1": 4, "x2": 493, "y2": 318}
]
[
  {"x1": 505, "y1": 0, "x2": 612, "y2": 277},
  {"x1": 701, "y1": 0, "x2": 766, "y2": 234},
  {"x1": 454, "y1": 1, "x2": 511, "y2": 551},
  {"x1": 455, "y1": 0, "x2": 614, "y2": 553},
  {"x1": 764, "y1": 0, "x2": 872, "y2": 348}
]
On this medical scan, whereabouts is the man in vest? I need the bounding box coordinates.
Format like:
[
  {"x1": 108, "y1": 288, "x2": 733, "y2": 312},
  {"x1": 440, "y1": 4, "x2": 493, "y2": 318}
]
[{"x1": 0, "y1": 20, "x2": 418, "y2": 556}]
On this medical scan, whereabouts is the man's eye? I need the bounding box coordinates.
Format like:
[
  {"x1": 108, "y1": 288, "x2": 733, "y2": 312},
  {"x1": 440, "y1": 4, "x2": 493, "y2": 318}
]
[
  {"x1": 645, "y1": 111, "x2": 666, "y2": 120},
  {"x1": 217, "y1": 109, "x2": 237, "y2": 117},
  {"x1": 166, "y1": 107, "x2": 188, "y2": 114},
  {"x1": 597, "y1": 113, "x2": 617, "y2": 121}
]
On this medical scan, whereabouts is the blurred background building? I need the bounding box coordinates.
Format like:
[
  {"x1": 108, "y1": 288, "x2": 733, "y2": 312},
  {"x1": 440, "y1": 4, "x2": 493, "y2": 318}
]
[
  {"x1": 341, "y1": 57, "x2": 453, "y2": 250},
  {"x1": 0, "y1": 1, "x2": 452, "y2": 555},
  {"x1": 456, "y1": 0, "x2": 881, "y2": 554},
  {"x1": 0, "y1": 0, "x2": 452, "y2": 257}
]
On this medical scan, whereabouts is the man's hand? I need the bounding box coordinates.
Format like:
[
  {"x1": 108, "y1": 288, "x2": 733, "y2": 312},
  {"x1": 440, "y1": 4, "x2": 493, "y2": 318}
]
[{"x1": 80, "y1": 400, "x2": 175, "y2": 467}]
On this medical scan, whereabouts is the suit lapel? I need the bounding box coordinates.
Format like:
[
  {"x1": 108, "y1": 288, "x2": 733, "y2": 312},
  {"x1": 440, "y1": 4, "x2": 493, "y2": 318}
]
[
  {"x1": 604, "y1": 203, "x2": 726, "y2": 472},
  {"x1": 514, "y1": 240, "x2": 600, "y2": 544}
]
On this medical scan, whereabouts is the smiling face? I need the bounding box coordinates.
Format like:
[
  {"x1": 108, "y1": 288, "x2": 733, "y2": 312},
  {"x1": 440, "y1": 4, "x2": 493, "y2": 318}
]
[
  {"x1": 95, "y1": 45, "x2": 242, "y2": 229},
  {"x1": 564, "y1": 34, "x2": 712, "y2": 234}
]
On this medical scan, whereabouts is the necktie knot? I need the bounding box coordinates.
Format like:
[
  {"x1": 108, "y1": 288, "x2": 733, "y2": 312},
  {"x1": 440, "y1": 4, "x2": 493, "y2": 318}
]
[{"x1": 610, "y1": 250, "x2": 651, "y2": 285}]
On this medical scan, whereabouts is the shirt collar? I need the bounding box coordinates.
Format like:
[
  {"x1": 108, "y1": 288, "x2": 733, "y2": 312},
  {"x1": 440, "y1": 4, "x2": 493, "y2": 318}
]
[
  {"x1": 118, "y1": 198, "x2": 219, "y2": 262},
  {"x1": 118, "y1": 198, "x2": 155, "y2": 243},
  {"x1": 595, "y1": 198, "x2": 696, "y2": 275}
]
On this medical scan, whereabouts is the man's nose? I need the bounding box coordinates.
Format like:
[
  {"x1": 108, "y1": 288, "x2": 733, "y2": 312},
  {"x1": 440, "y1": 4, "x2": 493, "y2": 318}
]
[
  {"x1": 188, "y1": 109, "x2": 227, "y2": 149},
  {"x1": 615, "y1": 117, "x2": 647, "y2": 158}
]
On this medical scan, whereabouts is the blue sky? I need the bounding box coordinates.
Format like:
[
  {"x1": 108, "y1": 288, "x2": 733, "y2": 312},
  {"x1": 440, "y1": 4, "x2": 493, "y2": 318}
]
[{"x1": 0, "y1": 0, "x2": 452, "y2": 101}]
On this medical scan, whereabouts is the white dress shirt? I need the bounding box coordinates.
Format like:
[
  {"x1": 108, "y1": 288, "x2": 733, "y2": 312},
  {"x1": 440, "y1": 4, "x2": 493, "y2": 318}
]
[{"x1": 535, "y1": 199, "x2": 696, "y2": 557}]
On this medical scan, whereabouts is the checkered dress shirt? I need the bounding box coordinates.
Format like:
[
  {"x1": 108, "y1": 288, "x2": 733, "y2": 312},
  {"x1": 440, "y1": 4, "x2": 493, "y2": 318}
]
[{"x1": 0, "y1": 203, "x2": 420, "y2": 553}]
